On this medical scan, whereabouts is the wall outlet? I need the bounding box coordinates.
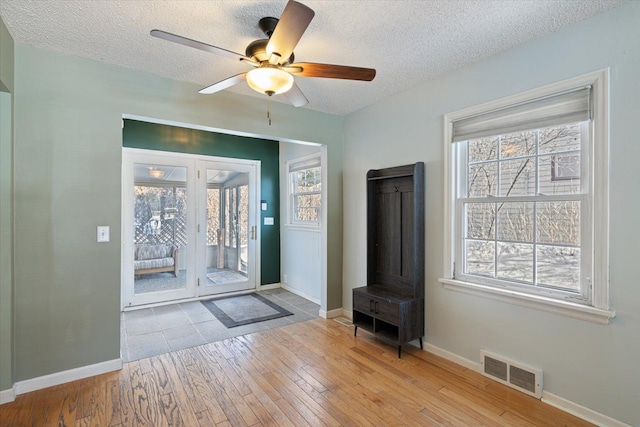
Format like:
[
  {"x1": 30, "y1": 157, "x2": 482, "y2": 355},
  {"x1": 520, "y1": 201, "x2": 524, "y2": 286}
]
[{"x1": 283, "y1": 274, "x2": 288, "y2": 284}]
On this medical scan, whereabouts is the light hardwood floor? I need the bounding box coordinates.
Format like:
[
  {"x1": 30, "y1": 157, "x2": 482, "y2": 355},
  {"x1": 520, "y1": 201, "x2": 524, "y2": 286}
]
[{"x1": 0, "y1": 318, "x2": 593, "y2": 426}]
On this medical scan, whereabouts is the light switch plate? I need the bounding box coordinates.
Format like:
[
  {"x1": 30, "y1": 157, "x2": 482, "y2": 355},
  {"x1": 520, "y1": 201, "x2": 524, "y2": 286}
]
[
  {"x1": 264, "y1": 217, "x2": 274, "y2": 226},
  {"x1": 97, "y1": 226, "x2": 110, "y2": 242},
  {"x1": 261, "y1": 202, "x2": 267, "y2": 211}
]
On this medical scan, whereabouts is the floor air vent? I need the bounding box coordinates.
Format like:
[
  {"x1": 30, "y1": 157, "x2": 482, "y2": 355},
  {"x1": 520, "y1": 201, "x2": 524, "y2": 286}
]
[
  {"x1": 334, "y1": 317, "x2": 354, "y2": 327},
  {"x1": 481, "y1": 350, "x2": 542, "y2": 398}
]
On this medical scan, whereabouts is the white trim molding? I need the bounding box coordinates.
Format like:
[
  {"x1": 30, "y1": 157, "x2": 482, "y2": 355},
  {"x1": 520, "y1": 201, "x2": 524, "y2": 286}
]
[
  {"x1": 13, "y1": 358, "x2": 122, "y2": 396},
  {"x1": 0, "y1": 387, "x2": 15, "y2": 404},
  {"x1": 423, "y1": 341, "x2": 628, "y2": 426},
  {"x1": 422, "y1": 342, "x2": 483, "y2": 372},
  {"x1": 439, "y1": 278, "x2": 615, "y2": 325},
  {"x1": 542, "y1": 392, "x2": 632, "y2": 427},
  {"x1": 319, "y1": 307, "x2": 343, "y2": 319}
]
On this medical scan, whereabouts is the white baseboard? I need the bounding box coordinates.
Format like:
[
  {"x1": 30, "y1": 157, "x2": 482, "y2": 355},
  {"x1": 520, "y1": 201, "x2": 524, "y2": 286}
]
[
  {"x1": 259, "y1": 283, "x2": 282, "y2": 291},
  {"x1": 422, "y1": 342, "x2": 483, "y2": 373},
  {"x1": 319, "y1": 308, "x2": 343, "y2": 319},
  {"x1": 542, "y1": 391, "x2": 631, "y2": 427},
  {"x1": 0, "y1": 387, "x2": 15, "y2": 404},
  {"x1": 13, "y1": 358, "x2": 122, "y2": 396},
  {"x1": 281, "y1": 284, "x2": 321, "y2": 305},
  {"x1": 423, "y1": 342, "x2": 628, "y2": 426},
  {"x1": 342, "y1": 309, "x2": 353, "y2": 319}
]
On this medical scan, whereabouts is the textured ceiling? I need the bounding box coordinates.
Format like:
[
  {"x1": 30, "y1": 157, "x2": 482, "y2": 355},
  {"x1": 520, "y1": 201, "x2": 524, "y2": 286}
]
[{"x1": 0, "y1": 0, "x2": 624, "y2": 116}]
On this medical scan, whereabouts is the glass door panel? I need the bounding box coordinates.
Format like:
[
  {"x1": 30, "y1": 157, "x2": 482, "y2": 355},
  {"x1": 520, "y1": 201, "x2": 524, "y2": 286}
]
[
  {"x1": 199, "y1": 161, "x2": 257, "y2": 295},
  {"x1": 123, "y1": 157, "x2": 196, "y2": 307}
]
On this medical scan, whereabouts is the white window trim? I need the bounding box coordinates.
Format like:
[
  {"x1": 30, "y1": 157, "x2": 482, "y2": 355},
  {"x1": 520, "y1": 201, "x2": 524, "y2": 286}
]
[
  {"x1": 285, "y1": 153, "x2": 322, "y2": 228},
  {"x1": 441, "y1": 69, "x2": 614, "y2": 324}
]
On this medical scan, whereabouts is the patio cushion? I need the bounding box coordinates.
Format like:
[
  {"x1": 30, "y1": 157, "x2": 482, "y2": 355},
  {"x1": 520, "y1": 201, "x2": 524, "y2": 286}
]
[
  {"x1": 134, "y1": 257, "x2": 175, "y2": 271},
  {"x1": 136, "y1": 244, "x2": 173, "y2": 260}
]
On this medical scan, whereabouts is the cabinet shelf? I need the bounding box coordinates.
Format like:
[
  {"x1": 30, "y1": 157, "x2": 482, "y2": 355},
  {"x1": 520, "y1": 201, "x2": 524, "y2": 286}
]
[
  {"x1": 352, "y1": 312, "x2": 374, "y2": 332},
  {"x1": 375, "y1": 327, "x2": 401, "y2": 345}
]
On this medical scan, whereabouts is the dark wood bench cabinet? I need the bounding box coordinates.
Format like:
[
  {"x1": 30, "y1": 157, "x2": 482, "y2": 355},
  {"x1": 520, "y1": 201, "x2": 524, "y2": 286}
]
[{"x1": 353, "y1": 163, "x2": 425, "y2": 358}]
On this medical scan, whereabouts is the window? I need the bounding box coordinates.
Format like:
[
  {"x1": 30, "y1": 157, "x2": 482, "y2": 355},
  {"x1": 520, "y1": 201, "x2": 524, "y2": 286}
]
[
  {"x1": 206, "y1": 186, "x2": 220, "y2": 246},
  {"x1": 441, "y1": 70, "x2": 613, "y2": 324},
  {"x1": 287, "y1": 155, "x2": 321, "y2": 225},
  {"x1": 551, "y1": 153, "x2": 580, "y2": 181}
]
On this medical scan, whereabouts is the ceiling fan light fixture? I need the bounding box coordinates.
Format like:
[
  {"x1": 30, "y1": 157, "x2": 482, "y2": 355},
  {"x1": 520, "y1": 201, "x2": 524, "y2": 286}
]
[
  {"x1": 149, "y1": 167, "x2": 165, "y2": 179},
  {"x1": 151, "y1": 0, "x2": 375, "y2": 108},
  {"x1": 246, "y1": 65, "x2": 294, "y2": 95}
]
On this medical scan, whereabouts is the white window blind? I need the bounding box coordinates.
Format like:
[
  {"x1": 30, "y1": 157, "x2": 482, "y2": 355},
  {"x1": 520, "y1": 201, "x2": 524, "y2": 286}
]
[
  {"x1": 289, "y1": 157, "x2": 321, "y2": 172},
  {"x1": 452, "y1": 86, "x2": 592, "y2": 142}
]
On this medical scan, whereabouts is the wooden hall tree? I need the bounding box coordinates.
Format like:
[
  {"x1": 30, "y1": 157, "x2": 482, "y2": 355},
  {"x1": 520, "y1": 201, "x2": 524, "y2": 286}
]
[{"x1": 353, "y1": 162, "x2": 425, "y2": 357}]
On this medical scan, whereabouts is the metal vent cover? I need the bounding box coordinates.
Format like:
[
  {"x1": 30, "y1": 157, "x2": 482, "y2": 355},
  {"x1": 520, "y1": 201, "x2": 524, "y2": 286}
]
[
  {"x1": 510, "y1": 365, "x2": 536, "y2": 393},
  {"x1": 480, "y1": 350, "x2": 543, "y2": 398},
  {"x1": 334, "y1": 317, "x2": 354, "y2": 327},
  {"x1": 484, "y1": 355, "x2": 508, "y2": 381}
]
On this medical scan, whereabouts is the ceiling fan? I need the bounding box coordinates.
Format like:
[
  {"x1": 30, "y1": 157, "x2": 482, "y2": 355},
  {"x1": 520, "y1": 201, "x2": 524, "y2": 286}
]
[{"x1": 151, "y1": 0, "x2": 376, "y2": 107}]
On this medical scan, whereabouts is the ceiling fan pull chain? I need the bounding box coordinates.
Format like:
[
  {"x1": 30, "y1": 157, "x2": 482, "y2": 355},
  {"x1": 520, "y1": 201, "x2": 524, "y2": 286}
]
[{"x1": 267, "y1": 97, "x2": 272, "y2": 126}]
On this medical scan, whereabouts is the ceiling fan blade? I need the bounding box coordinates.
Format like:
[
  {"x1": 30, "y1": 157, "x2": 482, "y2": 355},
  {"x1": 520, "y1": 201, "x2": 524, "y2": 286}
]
[
  {"x1": 284, "y1": 82, "x2": 308, "y2": 107},
  {"x1": 267, "y1": 1, "x2": 315, "y2": 64},
  {"x1": 285, "y1": 62, "x2": 376, "y2": 81},
  {"x1": 199, "y1": 73, "x2": 247, "y2": 94},
  {"x1": 151, "y1": 29, "x2": 255, "y2": 64}
]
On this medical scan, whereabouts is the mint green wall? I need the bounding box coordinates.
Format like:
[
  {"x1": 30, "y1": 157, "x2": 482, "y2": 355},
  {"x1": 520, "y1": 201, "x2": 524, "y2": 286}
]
[
  {"x1": 123, "y1": 119, "x2": 281, "y2": 284},
  {"x1": 343, "y1": 3, "x2": 639, "y2": 425},
  {"x1": 0, "y1": 15, "x2": 14, "y2": 393},
  {"x1": 12, "y1": 43, "x2": 343, "y2": 383},
  {"x1": 0, "y1": 15, "x2": 13, "y2": 93}
]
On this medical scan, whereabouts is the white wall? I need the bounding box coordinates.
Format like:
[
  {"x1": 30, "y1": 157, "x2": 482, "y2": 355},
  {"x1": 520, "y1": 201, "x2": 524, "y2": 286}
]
[
  {"x1": 343, "y1": 2, "x2": 640, "y2": 425},
  {"x1": 279, "y1": 142, "x2": 322, "y2": 303}
]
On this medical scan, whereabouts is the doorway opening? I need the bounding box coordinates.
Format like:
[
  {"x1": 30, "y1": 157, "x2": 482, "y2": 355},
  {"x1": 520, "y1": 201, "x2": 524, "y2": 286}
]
[{"x1": 122, "y1": 149, "x2": 260, "y2": 309}]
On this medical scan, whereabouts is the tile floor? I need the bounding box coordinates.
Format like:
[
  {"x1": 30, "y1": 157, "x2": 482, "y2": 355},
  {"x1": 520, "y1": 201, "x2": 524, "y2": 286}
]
[{"x1": 120, "y1": 288, "x2": 319, "y2": 362}]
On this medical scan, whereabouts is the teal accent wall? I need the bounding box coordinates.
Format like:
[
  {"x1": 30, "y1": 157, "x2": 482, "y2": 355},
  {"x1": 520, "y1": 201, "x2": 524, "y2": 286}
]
[{"x1": 123, "y1": 119, "x2": 280, "y2": 284}]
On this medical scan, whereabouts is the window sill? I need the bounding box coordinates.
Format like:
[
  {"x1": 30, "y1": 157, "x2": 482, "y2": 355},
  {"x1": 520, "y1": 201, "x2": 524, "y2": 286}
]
[{"x1": 438, "y1": 278, "x2": 615, "y2": 325}]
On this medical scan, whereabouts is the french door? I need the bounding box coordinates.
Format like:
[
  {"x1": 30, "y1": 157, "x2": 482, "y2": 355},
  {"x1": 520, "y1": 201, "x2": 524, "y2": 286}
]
[
  {"x1": 122, "y1": 149, "x2": 259, "y2": 308},
  {"x1": 197, "y1": 161, "x2": 257, "y2": 296}
]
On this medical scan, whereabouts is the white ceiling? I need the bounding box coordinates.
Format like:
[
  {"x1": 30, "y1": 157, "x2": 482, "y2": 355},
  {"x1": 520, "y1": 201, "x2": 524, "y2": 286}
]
[
  {"x1": 134, "y1": 163, "x2": 241, "y2": 184},
  {"x1": 0, "y1": 0, "x2": 624, "y2": 116}
]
